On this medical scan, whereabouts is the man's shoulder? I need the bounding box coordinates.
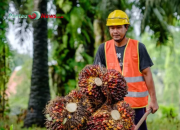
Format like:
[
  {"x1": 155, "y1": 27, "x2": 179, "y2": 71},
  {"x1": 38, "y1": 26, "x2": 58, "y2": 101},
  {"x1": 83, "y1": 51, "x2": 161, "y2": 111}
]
[
  {"x1": 138, "y1": 42, "x2": 146, "y2": 50},
  {"x1": 129, "y1": 39, "x2": 146, "y2": 48},
  {"x1": 98, "y1": 43, "x2": 105, "y2": 52},
  {"x1": 99, "y1": 42, "x2": 105, "y2": 47}
]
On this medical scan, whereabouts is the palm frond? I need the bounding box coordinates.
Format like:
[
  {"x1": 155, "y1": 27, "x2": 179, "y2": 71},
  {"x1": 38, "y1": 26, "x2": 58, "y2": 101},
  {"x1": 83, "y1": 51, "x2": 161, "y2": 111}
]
[{"x1": 136, "y1": 0, "x2": 180, "y2": 46}]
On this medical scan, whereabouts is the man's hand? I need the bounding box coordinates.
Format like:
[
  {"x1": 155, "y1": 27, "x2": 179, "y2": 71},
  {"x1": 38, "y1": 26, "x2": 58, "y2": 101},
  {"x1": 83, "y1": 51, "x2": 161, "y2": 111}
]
[{"x1": 148, "y1": 100, "x2": 159, "y2": 114}]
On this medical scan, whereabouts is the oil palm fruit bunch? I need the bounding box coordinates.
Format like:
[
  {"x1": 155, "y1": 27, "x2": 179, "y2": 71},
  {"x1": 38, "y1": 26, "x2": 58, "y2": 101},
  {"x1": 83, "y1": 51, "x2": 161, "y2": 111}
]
[
  {"x1": 45, "y1": 90, "x2": 93, "y2": 130},
  {"x1": 87, "y1": 101, "x2": 135, "y2": 130},
  {"x1": 102, "y1": 69, "x2": 128, "y2": 104},
  {"x1": 78, "y1": 65, "x2": 106, "y2": 109}
]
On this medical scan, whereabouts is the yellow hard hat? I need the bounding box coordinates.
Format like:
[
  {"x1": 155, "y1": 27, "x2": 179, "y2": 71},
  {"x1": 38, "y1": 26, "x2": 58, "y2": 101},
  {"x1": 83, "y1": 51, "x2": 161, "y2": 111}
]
[{"x1": 106, "y1": 10, "x2": 130, "y2": 26}]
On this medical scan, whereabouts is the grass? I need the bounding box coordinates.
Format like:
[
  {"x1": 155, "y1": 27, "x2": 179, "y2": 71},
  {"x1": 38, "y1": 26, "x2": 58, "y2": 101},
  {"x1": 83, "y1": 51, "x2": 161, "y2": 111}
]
[
  {"x1": 0, "y1": 116, "x2": 46, "y2": 130},
  {"x1": 147, "y1": 119, "x2": 180, "y2": 130}
]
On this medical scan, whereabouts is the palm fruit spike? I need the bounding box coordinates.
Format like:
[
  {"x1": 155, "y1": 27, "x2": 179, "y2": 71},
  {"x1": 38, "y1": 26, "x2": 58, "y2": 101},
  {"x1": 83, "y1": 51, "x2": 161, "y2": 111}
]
[
  {"x1": 87, "y1": 101, "x2": 135, "y2": 130},
  {"x1": 102, "y1": 69, "x2": 128, "y2": 104},
  {"x1": 45, "y1": 90, "x2": 93, "y2": 130},
  {"x1": 78, "y1": 65, "x2": 106, "y2": 109}
]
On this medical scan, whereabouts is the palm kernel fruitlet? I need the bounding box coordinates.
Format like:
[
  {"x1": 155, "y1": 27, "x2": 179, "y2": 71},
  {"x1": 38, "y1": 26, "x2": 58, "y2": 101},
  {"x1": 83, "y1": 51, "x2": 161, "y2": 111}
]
[
  {"x1": 87, "y1": 101, "x2": 135, "y2": 130},
  {"x1": 45, "y1": 90, "x2": 93, "y2": 130},
  {"x1": 78, "y1": 65, "x2": 106, "y2": 110},
  {"x1": 102, "y1": 69, "x2": 128, "y2": 104}
]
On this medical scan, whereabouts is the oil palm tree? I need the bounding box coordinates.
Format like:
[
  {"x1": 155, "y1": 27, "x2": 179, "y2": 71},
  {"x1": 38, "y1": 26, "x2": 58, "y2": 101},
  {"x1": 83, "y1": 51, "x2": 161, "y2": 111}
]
[
  {"x1": 23, "y1": 0, "x2": 50, "y2": 127},
  {"x1": 135, "y1": 0, "x2": 180, "y2": 46}
]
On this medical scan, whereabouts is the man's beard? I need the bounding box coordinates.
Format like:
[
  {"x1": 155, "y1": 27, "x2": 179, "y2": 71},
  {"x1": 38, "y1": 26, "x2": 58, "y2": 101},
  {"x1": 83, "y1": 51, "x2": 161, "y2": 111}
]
[
  {"x1": 114, "y1": 34, "x2": 126, "y2": 43},
  {"x1": 114, "y1": 39, "x2": 121, "y2": 43}
]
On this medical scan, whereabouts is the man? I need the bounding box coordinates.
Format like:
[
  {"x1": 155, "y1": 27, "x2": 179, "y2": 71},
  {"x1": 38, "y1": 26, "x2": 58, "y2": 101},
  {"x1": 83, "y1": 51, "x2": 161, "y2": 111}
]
[{"x1": 94, "y1": 10, "x2": 159, "y2": 130}]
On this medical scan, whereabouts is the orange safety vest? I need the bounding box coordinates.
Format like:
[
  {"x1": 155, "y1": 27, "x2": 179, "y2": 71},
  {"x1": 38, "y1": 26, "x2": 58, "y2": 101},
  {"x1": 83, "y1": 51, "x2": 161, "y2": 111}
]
[{"x1": 105, "y1": 38, "x2": 148, "y2": 108}]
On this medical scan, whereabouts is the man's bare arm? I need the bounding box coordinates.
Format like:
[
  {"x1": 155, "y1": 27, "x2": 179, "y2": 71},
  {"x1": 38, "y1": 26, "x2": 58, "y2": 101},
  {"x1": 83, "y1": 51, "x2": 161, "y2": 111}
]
[{"x1": 142, "y1": 67, "x2": 159, "y2": 113}]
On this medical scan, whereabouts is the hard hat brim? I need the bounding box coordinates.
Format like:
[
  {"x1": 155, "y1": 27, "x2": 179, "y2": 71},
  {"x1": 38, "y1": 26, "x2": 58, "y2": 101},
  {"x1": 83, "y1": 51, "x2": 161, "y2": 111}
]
[{"x1": 106, "y1": 18, "x2": 130, "y2": 26}]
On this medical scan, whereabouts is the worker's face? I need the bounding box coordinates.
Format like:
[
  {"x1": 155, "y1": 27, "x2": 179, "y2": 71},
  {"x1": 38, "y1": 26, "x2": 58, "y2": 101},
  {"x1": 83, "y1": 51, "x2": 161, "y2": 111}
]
[{"x1": 109, "y1": 25, "x2": 128, "y2": 41}]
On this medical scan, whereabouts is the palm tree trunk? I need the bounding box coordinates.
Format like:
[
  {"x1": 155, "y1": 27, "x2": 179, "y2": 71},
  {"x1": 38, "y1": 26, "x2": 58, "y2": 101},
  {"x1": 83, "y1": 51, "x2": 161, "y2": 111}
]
[{"x1": 23, "y1": 0, "x2": 50, "y2": 127}]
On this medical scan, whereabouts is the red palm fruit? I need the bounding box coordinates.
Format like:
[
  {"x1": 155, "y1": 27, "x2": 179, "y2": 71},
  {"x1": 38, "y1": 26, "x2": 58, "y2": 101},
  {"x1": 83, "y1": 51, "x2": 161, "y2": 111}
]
[
  {"x1": 102, "y1": 69, "x2": 128, "y2": 104},
  {"x1": 44, "y1": 90, "x2": 93, "y2": 130},
  {"x1": 87, "y1": 101, "x2": 135, "y2": 130},
  {"x1": 78, "y1": 65, "x2": 107, "y2": 110}
]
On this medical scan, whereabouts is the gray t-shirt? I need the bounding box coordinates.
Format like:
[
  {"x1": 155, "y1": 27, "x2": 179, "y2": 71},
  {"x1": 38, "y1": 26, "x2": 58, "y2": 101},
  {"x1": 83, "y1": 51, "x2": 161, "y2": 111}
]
[{"x1": 93, "y1": 42, "x2": 153, "y2": 72}]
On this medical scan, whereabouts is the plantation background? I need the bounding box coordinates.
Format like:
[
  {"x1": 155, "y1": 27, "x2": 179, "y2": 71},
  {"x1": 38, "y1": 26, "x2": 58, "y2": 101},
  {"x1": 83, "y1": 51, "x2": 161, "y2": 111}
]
[{"x1": 0, "y1": 0, "x2": 180, "y2": 129}]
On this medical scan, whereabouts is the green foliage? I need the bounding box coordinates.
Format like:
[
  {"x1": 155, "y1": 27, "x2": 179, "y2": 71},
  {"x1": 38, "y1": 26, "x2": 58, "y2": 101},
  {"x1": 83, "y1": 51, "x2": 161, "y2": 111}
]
[
  {"x1": 8, "y1": 60, "x2": 32, "y2": 113},
  {"x1": 8, "y1": 58, "x2": 57, "y2": 114},
  {"x1": 10, "y1": 124, "x2": 13, "y2": 130},
  {"x1": 164, "y1": 31, "x2": 180, "y2": 88},
  {"x1": 0, "y1": 117, "x2": 46, "y2": 130},
  {"x1": 10, "y1": 50, "x2": 31, "y2": 71},
  {"x1": 12, "y1": 0, "x2": 33, "y2": 20},
  {"x1": 57, "y1": 0, "x2": 72, "y2": 13},
  {"x1": 147, "y1": 119, "x2": 180, "y2": 130},
  {"x1": 159, "y1": 105, "x2": 178, "y2": 120},
  {"x1": 48, "y1": 0, "x2": 96, "y2": 95},
  {"x1": 142, "y1": 30, "x2": 180, "y2": 108},
  {"x1": 0, "y1": 0, "x2": 11, "y2": 117},
  {"x1": 136, "y1": 0, "x2": 180, "y2": 46}
]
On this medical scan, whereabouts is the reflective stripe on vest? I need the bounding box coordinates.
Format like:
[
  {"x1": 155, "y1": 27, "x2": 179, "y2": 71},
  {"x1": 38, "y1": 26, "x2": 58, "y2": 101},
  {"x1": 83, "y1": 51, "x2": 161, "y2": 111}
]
[
  {"x1": 126, "y1": 91, "x2": 148, "y2": 97},
  {"x1": 124, "y1": 76, "x2": 144, "y2": 83}
]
